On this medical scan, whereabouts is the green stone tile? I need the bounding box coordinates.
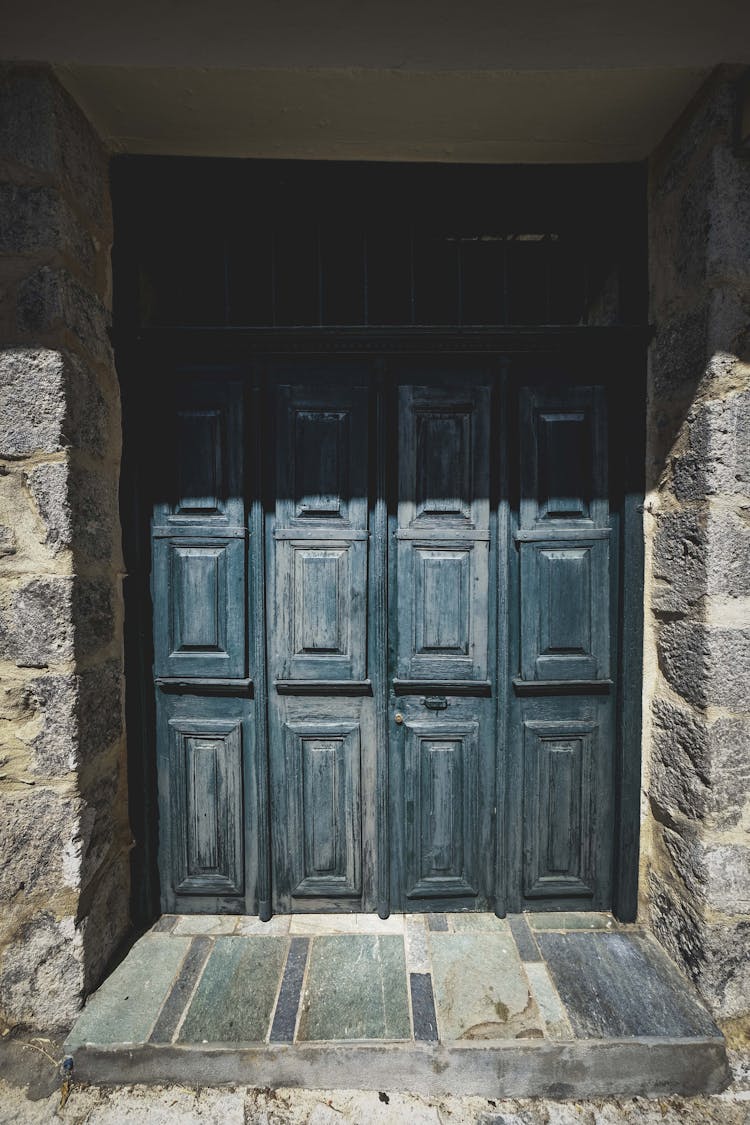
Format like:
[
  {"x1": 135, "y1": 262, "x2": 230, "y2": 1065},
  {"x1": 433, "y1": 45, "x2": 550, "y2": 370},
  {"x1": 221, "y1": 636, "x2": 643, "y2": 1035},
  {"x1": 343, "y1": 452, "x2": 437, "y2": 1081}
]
[
  {"x1": 297, "y1": 935, "x2": 410, "y2": 1042},
  {"x1": 430, "y1": 932, "x2": 543, "y2": 1041},
  {"x1": 178, "y1": 936, "x2": 287, "y2": 1043},
  {"x1": 450, "y1": 913, "x2": 510, "y2": 932},
  {"x1": 526, "y1": 912, "x2": 617, "y2": 932},
  {"x1": 66, "y1": 934, "x2": 190, "y2": 1050}
]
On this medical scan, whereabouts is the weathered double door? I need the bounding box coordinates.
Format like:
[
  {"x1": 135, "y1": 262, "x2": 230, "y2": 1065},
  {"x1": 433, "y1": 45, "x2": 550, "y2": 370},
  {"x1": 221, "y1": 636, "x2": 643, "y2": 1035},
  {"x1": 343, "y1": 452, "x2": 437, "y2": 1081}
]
[{"x1": 153, "y1": 360, "x2": 619, "y2": 916}]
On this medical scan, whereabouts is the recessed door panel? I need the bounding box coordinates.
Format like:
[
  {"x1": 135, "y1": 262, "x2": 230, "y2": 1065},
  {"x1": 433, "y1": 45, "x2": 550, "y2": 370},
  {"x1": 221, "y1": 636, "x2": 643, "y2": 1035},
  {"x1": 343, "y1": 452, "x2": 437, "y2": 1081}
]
[
  {"x1": 169, "y1": 716, "x2": 244, "y2": 896},
  {"x1": 520, "y1": 539, "x2": 610, "y2": 681},
  {"x1": 522, "y1": 719, "x2": 596, "y2": 899},
  {"x1": 520, "y1": 386, "x2": 607, "y2": 530},
  {"x1": 286, "y1": 720, "x2": 362, "y2": 897},
  {"x1": 153, "y1": 537, "x2": 245, "y2": 678},
  {"x1": 404, "y1": 720, "x2": 479, "y2": 899},
  {"x1": 154, "y1": 379, "x2": 244, "y2": 528}
]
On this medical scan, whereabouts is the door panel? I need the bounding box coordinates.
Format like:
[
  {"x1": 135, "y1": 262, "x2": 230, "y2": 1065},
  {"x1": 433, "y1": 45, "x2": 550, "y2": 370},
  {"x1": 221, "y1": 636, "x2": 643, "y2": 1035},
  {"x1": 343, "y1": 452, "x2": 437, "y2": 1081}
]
[
  {"x1": 391, "y1": 375, "x2": 495, "y2": 911},
  {"x1": 153, "y1": 536, "x2": 246, "y2": 678},
  {"x1": 286, "y1": 719, "x2": 362, "y2": 897},
  {"x1": 268, "y1": 376, "x2": 375, "y2": 912},
  {"x1": 168, "y1": 715, "x2": 245, "y2": 897},
  {"x1": 403, "y1": 719, "x2": 479, "y2": 900},
  {"x1": 513, "y1": 379, "x2": 615, "y2": 912},
  {"x1": 522, "y1": 717, "x2": 596, "y2": 900}
]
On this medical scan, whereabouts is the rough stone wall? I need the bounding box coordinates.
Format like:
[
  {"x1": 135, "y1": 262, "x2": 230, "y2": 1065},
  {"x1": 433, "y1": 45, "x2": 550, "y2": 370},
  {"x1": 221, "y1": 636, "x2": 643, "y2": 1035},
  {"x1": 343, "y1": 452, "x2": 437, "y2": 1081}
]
[
  {"x1": 644, "y1": 71, "x2": 750, "y2": 1034},
  {"x1": 0, "y1": 65, "x2": 130, "y2": 1031}
]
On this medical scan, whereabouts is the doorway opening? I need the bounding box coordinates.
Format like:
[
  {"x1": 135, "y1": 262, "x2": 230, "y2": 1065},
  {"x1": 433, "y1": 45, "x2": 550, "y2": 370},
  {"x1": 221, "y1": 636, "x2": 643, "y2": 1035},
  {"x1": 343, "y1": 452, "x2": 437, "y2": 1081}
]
[{"x1": 112, "y1": 159, "x2": 647, "y2": 925}]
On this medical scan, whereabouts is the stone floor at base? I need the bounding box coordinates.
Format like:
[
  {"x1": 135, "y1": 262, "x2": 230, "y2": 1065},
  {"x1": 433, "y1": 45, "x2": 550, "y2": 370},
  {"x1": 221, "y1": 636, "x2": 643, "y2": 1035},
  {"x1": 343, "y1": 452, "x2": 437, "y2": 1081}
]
[{"x1": 64, "y1": 912, "x2": 729, "y2": 1097}]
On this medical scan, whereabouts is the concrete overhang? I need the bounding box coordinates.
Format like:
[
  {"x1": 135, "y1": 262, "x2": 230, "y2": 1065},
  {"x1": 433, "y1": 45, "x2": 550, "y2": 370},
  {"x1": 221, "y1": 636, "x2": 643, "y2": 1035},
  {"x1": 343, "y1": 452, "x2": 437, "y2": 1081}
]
[
  {"x1": 56, "y1": 65, "x2": 712, "y2": 163},
  {"x1": 4, "y1": 0, "x2": 750, "y2": 160}
]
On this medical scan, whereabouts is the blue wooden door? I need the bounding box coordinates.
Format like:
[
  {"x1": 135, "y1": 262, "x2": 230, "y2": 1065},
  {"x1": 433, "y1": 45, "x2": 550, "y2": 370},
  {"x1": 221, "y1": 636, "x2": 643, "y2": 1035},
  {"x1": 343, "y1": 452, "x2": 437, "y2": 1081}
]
[
  {"x1": 150, "y1": 360, "x2": 620, "y2": 915},
  {"x1": 388, "y1": 373, "x2": 496, "y2": 910}
]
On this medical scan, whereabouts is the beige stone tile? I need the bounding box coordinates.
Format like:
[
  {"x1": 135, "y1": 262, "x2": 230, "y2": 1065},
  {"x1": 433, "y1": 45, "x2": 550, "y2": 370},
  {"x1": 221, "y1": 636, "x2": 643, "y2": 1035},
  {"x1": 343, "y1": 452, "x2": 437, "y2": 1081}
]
[
  {"x1": 289, "y1": 914, "x2": 361, "y2": 935},
  {"x1": 430, "y1": 932, "x2": 543, "y2": 1041},
  {"x1": 235, "y1": 915, "x2": 291, "y2": 936},
  {"x1": 355, "y1": 914, "x2": 404, "y2": 934},
  {"x1": 405, "y1": 915, "x2": 430, "y2": 973},
  {"x1": 172, "y1": 915, "x2": 238, "y2": 936}
]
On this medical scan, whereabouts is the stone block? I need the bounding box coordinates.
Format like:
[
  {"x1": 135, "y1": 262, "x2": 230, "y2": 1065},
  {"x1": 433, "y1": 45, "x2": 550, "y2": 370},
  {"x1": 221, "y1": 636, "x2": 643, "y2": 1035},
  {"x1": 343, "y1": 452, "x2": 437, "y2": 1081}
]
[
  {"x1": 17, "y1": 268, "x2": 112, "y2": 368},
  {"x1": 25, "y1": 659, "x2": 123, "y2": 776},
  {"x1": 650, "y1": 870, "x2": 750, "y2": 1021},
  {"x1": 660, "y1": 823, "x2": 750, "y2": 914},
  {"x1": 651, "y1": 508, "x2": 708, "y2": 615},
  {"x1": 73, "y1": 576, "x2": 118, "y2": 658},
  {"x1": 657, "y1": 620, "x2": 750, "y2": 711},
  {"x1": 24, "y1": 460, "x2": 70, "y2": 555},
  {"x1": 78, "y1": 767, "x2": 124, "y2": 889},
  {"x1": 650, "y1": 701, "x2": 750, "y2": 832},
  {"x1": 78, "y1": 659, "x2": 124, "y2": 761},
  {"x1": 673, "y1": 392, "x2": 750, "y2": 501},
  {"x1": 0, "y1": 66, "x2": 109, "y2": 229},
  {"x1": 707, "y1": 145, "x2": 750, "y2": 291},
  {"x1": 706, "y1": 714, "x2": 750, "y2": 830},
  {"x1": 0, "y1": 911, "x2": 84, "y2": 1031},
  {"x1": 705, "y1": 626, "x2": 750, "y2": 711},
  {"x1": 657, "y1": 620, "x2": 709, "y2": 708},
  {"x1": 0, "y1": 788, "x2": 81, "y2": 900},
  {"x1": 26, "y1": 671, "x2": 79, "y2": 775},
  {"x1": 648, "y1": 308, "x2": 709, "y2": 404},
  {"x1": 706, "y1": 506, "x2": 750, "y2": 599},
  {"x1": 0, "y1": 348, "x2": 67, "y2": 458},
  {"x1": 0, "y1": 575, "x2": 74, "y2": 667},
  {"x1": 701, "y1": 844, "x2": 750, "y2": 915},
  {"x1": 650, "y1": 697, "x2": 709, "y2": 822},
  {"x1": 70, "y1": 466, "x2": 120, "y2": 565},
  {"x1": 0, "y1": 183, "x2": 95, "y2": 277},
  {"x1": 0, "y1": 347, "x2": 113, "y2": 462},
  {"x1": 650, "y1": 80, "x2": 733, "y2": 203},
  {"x1": 0, "y1": 525, "x2": 16, "y2": 556},
  {"x1": 79, "y1": 851, "x2": 131, "y2": 992}
]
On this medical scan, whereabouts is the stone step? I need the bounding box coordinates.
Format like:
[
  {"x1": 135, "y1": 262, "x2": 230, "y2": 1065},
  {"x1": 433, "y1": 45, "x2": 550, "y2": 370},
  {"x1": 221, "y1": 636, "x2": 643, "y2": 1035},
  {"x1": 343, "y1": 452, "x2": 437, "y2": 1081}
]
[{"x1": 64, "y1": 913, "x2": 730, "y2": 1098}]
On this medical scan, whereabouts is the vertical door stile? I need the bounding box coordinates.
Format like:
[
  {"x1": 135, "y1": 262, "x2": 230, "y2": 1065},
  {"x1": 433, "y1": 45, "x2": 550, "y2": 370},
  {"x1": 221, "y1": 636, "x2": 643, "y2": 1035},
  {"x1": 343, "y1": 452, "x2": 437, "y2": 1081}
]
[
  {"x1": 372, "y1": 361, "x2": 390, "y2": 917},
  {"x1": 494, "y1": 363, "x2": 510, "y2": 917},
  {"x1": 249, "y1": 371, "x2": 272, "y2": 920}
]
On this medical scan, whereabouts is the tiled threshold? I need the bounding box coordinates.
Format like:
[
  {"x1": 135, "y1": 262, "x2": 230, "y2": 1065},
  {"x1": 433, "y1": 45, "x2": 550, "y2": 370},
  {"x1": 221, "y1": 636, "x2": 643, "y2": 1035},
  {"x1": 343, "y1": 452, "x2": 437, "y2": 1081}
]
[{"x1": 64, "y1": 912, "x2": 729, "y2": 1098}]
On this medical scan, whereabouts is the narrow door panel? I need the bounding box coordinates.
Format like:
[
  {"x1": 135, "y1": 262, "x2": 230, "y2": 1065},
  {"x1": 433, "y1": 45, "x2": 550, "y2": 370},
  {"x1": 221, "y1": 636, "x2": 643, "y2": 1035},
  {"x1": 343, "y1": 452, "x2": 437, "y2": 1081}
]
[
  {"x1": 522, "y1": 719, "x2": 596, "y2": 899},
  {"x1": 154, "y1": 380, "x2": 244, "y2": 528},
  {"x1": 519, "y1": 386, "x2": 607, "y2": 530},
  {"x1": 404, "y1": 720, "x2": 479, "y2": 899},
  {"x1": 520, "y1": 538, "x2": 610, "y2": 681},
  {"x1": 153, "y1": 537, "x2": 245, "y2": 678},
  {"x1": 268, "y1": 377, "x2": 373, "y2": 912},
  {"x1": 168, "y1": 716, "x2": 244, "y2": 896},
  {"x1": 514, "y1": 378, "x2": 615, "y2": 913},
  {"x1": 286, "y1": 720, "x2": 362, "y2": 897}
]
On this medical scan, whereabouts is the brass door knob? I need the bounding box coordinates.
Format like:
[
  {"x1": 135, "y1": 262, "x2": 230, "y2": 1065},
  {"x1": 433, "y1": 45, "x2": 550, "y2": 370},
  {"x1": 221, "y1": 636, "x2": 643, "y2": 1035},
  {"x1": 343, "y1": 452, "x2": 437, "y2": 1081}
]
[{"x1": 394, "y1": 712, "x2": 404, "y2": 725}]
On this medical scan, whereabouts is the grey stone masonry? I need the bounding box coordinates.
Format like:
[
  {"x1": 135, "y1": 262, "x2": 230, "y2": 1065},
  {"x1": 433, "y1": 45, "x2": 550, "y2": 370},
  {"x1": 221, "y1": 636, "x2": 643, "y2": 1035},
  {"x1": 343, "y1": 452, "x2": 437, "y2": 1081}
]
[
  {"x1": 645, "y1": 70, "x2": 750, "y2": 1036},
  {"x1": 0, "y1": 65, "x2": 129, "y2": 1032}
]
